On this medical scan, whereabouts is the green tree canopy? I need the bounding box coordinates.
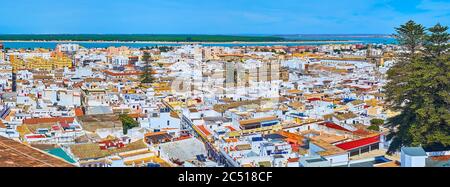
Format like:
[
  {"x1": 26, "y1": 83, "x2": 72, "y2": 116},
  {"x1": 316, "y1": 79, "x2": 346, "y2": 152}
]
[
  {"x1": 370, "y1": 118, "x2": 384, "y2": 125},
  {"x1": 141, "y1": 51, "x2": 155, "y2": 84},
  {"x1": 424, "y1": 23, "x2": 450, "y2": 58},
  {"x1": 384, "y1": 21, "x2": 450, "y2": 154},
  {"x1": 368, "y1": 125, "x2": 380, "y2": 131},
  {"x1": 393, "y1": 20, "x2": 426, "y2": 57},
  {"x1": 119, "y1": 114, "x2": 139, "y2": 135}
]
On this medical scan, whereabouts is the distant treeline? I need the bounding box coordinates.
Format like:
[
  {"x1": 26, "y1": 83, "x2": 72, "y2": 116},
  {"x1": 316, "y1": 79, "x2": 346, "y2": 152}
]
[{"x1": 0, "y1": 34, "x2": 286, "y2": 42}]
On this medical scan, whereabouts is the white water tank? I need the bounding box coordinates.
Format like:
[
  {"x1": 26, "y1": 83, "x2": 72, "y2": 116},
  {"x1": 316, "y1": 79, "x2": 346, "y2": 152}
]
[{"x1": 401, "y1": 147, "x2": 428, "y2": 167}]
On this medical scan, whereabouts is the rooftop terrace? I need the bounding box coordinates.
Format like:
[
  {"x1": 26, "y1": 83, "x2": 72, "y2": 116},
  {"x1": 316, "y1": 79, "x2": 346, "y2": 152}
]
[{"x1": 0, "y1": 136, "x2": 74, "y2": 167}]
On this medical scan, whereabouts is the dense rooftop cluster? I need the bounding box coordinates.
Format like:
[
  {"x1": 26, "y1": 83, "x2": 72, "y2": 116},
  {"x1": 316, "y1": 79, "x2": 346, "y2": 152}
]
[{"x1": 0, "y1": 42, "x2": 447, "y2": 167}]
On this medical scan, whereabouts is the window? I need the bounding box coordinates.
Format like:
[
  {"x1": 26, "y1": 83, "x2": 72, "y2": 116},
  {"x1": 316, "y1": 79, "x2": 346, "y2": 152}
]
[
  {"x1": 350, "y1": 150, "x2": 359, "y2": 157},
  {"x1": 370, "y1": 143, "x2": 379, "y2": 151},
  {"x1": 361, "y1": 146, "x2": 370, "y2": 154}
]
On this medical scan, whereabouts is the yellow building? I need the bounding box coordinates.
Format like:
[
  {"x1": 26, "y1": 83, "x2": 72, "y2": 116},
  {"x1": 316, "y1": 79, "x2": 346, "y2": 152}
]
[
  {"x1": 10, "y1": 54, "x2": 72, "y2": 70},
  {"x1": 152, "y1": 82, "x2": 172, "y2": 94},
  {"x1": 0, "y1": 51, "x2": 4, "y2": 63},
  {"x1": 51, "y1": 53, "x2": 73, "y2": 69}
]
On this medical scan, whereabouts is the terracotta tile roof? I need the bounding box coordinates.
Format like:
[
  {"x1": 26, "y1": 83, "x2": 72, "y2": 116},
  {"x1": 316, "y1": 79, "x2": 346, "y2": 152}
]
[
  {"x1": 277, "y1": 131, "x2": 304, "y2": 143},
  {"x1": 352, "y1": 128, "x2": 375, "y2": 137},
  {"x1": 287, "y1": 89, "x2": 302, "y2": 94},
  {"x1": 0, "y1": 120, "x2": 6, "y2": 128},
  {"x1": 430, "y1": 155, "x2": 450, "y2": 161},
  {"x1": 334, "y1": 112, "x2": 358, "y2": 120},
  {"x1": 0, "y1": 136, "x2": 74, "y2": 167},
  {"x1": 197, "y1": 125, "x2": 212, "y2": 136},
  {"x1": 144, "y1": 131, "x2": 172, "y2": 144},
  {"x1": 288, "y1": 101, "x2": 304, "y2": 109},
  {"x1": 235, "y1": 144, "x2": 252, "y2": 151},
  {"x1": 225, "y1": 138, "x2": 238, "y2": 143},
  {"x1": 170, "y1": 111, "x2": 180, "y2": 119},
  {"x1": 23, "y1": 117, "x2": 75, "y2": 125},
  {"x1": 239, "y1": 116, "x2": 278, "y2": 126},
  {"x1": 74, "y1": 107, "x2": 84, "y2": 117},
  {"x1": 127, "y1": 113, "x2": 145, "y2": 118},
  {"x1": 310, "y1": 139, "x2": 346, "y2": 156},
  {"x1": 144, "y1": 131, "x2": 168, "y2": 137},
  {"x1": 320, "y1": 122, "x2": 351, "y2": 132},
  {"x1": 77, "y1": 114, "x2": 122, "y2": 132},
  {"x1": 350, "y1": 100, "x2": 365, "y2": 105},
  {"x1": 312, "y1": 133, "x2": 348, "y2": 144},
  {"x1": 72, "y1": 82, "x2": 84, "y2": 88},
  {"x1": 69, "y1": 139, "x2": 147, "y2": 160},
  {"x1": 225, "y1": 126, "x2": 237, "y2": 131}
]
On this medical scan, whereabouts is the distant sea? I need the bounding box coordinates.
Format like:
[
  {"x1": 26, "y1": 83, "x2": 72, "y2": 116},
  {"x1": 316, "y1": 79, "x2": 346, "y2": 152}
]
[
  {"x1": 276, "y1": 34, "x2": 396, "y2": 44},
  {"x1": 2, "y1": 35, "x2": 396, "y2": 49}
]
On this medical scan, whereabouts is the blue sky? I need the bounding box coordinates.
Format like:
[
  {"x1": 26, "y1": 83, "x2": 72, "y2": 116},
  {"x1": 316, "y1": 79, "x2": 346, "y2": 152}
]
[{"x1": 0, "y1": 0, "x2": 449, "y2": 34}]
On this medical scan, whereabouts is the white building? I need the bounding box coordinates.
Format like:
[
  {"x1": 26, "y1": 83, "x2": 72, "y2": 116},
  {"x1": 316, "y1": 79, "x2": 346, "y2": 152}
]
[{"x1": 401, "y1": 147, "x2": 428, "y2": 167}]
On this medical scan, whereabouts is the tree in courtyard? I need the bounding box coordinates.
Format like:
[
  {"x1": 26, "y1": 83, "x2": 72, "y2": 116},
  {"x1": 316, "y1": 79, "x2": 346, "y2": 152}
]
[
  {"x1": 368, "y1": 119, "x2": 384, "y2": 132},
  {"x1": 368, "y1": 125, "x2": 380, "y2": 131},
  {"x1": 384, "y1": 21, "x2": 450, "y2": 154},
  {"x1": 119, "y1": 114, "x2": 139, "y2": 135},
  {"x1": 141, "y1": 51, "x2": 155, "y2": 84},
  {"x1": 370, "y1": 118, "x2": 384, "y2": 126}
]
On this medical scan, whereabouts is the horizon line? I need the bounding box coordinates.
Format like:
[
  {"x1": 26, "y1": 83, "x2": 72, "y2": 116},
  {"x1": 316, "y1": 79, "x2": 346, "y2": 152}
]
[{"x1": 0, "y1": 33, "x2": 392, "y2": 36}]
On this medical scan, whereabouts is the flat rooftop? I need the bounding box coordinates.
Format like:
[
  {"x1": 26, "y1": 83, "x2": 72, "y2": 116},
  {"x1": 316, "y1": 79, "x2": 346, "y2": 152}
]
[
  {"x1": 0, "y1": 136, "x2": 74, "y2": 167},
  {"x1": 313, "y1": 132, "x2": 348, "y2": 144},
  {"x1": 401, "y1": 147, "x2": 427, "y2": 156}
]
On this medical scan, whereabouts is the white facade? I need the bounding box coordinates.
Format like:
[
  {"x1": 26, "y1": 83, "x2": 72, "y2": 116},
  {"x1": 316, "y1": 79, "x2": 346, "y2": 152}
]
[{"x1": 401, "y1": 147, "x2": 428, "y2": 167}]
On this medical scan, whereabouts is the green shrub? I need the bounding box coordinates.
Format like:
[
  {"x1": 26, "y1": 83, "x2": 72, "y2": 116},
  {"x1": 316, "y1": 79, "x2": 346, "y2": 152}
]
[
  {"x1": 119, "y1": 114, "x2": 139, "y2": 135},
  {"x1": 370, "y1": 118, "x2": 384, "y2": 125},
  {"x1": 368, "y1": 125, "x2": 380, "y2": 131}
]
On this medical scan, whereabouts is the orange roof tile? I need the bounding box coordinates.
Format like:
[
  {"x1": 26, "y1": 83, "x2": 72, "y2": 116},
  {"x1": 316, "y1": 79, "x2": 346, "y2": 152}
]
[
  {"x1": 23, "y1": 117, "x2": 75, "y2": 125},
  {"x1": 127, "y1": 113, "x2": 145, "y2": 118},
  {"x1": 430, "y1": 155, "x2": 450, "y2": 161},
  {"x1": 225, "y1": 126, "x2": 237, "y2": 131},
  {"x1": 239, "y1": 116, "x2": 278, "y2": 126},
  {"x1": 225, "y1": 138, "x2": 238, "y2": 143},
  {"x1": 0, "y1": 136, "x2": 74, "y2": 167},
  {"x1": 74, "y1": 107, "x2": 84, "y2": 117},
  {"x1": 197, "y1": 125, "x2": 212, "y2": 136},
  {"x1": 144, "y1": 131, "x2": 168, "y2": 137}
]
